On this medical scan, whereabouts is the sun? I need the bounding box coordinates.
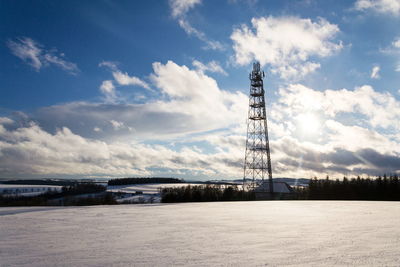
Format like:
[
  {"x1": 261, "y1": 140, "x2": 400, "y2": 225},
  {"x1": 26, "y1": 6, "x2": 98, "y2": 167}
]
[{"x1": 297, "y1": 113, "x2": 320, "y2": 135}]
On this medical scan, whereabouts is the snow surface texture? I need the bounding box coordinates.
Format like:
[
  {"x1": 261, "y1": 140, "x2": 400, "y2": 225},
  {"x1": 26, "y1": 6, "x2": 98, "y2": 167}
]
[{"x1": 1, "y1": 201, "x2": 400, "y2": 266}]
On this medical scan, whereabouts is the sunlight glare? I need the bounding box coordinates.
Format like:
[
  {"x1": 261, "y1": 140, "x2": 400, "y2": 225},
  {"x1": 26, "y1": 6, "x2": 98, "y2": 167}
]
[{"x1": 297, "y1": 113, "x2": 320, "y2": 135}]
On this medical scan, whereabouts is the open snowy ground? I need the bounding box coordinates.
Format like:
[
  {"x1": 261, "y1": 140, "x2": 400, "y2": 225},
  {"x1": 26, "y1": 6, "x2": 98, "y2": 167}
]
[{"x1": 1, "y1": 201, "x2": 399, "y2": 266}]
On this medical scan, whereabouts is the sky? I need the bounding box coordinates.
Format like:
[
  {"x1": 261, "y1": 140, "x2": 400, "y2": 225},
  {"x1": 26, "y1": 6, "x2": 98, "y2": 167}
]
[{"x1": 1, "y1": 0, "x2": 400, "y2": 180}]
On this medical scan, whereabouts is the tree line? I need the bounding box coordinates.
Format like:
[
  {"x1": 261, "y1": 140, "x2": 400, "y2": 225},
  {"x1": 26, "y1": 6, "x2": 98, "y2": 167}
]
[
  {"x1": 161, "y1": 185, "x2": 255, "y2": 202},
  {"x1": 295, "y1": 174, "x2": 400, "y2": 200},
  {"x1": 0, "y1": 183, "x2": 116, "y2": 206}
]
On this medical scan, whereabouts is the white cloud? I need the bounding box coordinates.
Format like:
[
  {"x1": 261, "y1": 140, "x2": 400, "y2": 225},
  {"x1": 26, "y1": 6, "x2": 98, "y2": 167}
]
[
  {"x1": 325, "y1": 120, "x2": 398, "y2": 153},
  {"x1": 7, "y1": 37, "x2": 79, "y2": 74},
  {"x1": 0, "y1": 117, "x2": 14, "y2": 125},
  {"x1": 0, "y1": 122, "x2": 244, "y2": 178},
  {"x1": 5, "y1": 57, "x2": 400, "y2": 178},
  {"x1": 170, "y1": 0, "x2": 201, "y2": 18},
  {"x1": 265, "y1": 83, "x2": 400, "y2": 177},
  {"x1": 381, "y1": 38, "x2": 400, "y2": 71},
  {"x1": 7, "y1": 37, "x2": 42, "y2": 70},
  {"x1": 4, "y1": 80, "x2": 400, "y2": 178},
  {"x1": 100, "y1": 62, "x2": 151, "y2": 92},
  {"x1": 231, "y1": 16, "x2": 343, "y2": 80},
  {"x1": 35, "y1": 60, "x2": 247, "y2": 141},
  {"x1": 169, "y1": 0, "x2": 224, "y2": 50},
  {"x1": 110, "y1": 120, "x2": 124, "y2": 130},
  {"x1": 100, "y1": 80, "x2": 117, "y2": 103},
  {"x1": 112, "y1": 71, "x2": 150, "y2": 89},
  {"x1": 393, "y1": 38, "x2": 400, "y2": 48},
  {"x1": 98, "y1": 63, "x2": 151, "y2": 103},
  {"x1": 192, "y1": 60, "x2": 227, "y2": 75},
  {"x1": 271, "y1": 134, "x2": 400, "y2": 178},
  {"x1": 354, "y1": 0, "x2": 400, "y2": 16},
  {"x1": 276, "y1": 84, "x2": 400, "y2": 129},
  {"x1": 99, "y1": 61, "x2": 118, "y2": 70},
  {"x1": 177, "y1": 19, "x2": 224, "y2": 50},
  {"x1": 393, "y1": 38, "x2": 400, "y2": 71},
  {"x1": 370, "y1": 65, "x2": 380, "y2": 79}
]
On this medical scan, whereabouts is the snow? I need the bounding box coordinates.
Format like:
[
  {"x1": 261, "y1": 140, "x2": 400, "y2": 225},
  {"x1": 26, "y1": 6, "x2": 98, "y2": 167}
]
[{"x1": 1, "y1": 201, "x2": 400, "y2": 266}]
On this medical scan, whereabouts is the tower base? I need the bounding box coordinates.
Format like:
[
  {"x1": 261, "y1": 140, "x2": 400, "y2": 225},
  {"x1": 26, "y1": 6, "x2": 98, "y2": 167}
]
[{"x1": 249, "y1": 181, "x2": 295, "y2": 200}]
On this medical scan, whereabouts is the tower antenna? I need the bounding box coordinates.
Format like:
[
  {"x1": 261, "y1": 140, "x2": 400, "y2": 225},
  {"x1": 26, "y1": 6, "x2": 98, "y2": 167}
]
[{"x1": 243, "y1": 62, "x2": 273, "y2": 193}]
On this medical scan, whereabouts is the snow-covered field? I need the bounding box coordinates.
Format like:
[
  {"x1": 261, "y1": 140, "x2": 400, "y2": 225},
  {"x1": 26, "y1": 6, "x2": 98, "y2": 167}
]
[{"x1": 1, "y1": 201, "x2": 399, "y2": 266}]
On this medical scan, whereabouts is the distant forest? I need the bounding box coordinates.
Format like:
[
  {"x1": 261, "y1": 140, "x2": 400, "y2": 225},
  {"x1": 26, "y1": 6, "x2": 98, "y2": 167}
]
[
  {"x1": 0, "y1": 183, "x2": 116, "y2": 206},
  {"x1": 162, "y1": 185, "x2": 254, "y2": 202},
  {"x1": 296, "y1": 175, "x2": 400, "y2": 201},
  {"x1": 108, "y1": 177, "x2": 183, "y2": 186},
  {"x1": 161, "y1": 175, "x2": 400, "y2": 202}
]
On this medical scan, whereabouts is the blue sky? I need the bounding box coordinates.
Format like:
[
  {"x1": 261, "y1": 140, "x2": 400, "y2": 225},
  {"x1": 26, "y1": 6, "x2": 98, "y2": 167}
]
[{"x1": 1, "y1": 0, "x2": 400, "y2": 179}]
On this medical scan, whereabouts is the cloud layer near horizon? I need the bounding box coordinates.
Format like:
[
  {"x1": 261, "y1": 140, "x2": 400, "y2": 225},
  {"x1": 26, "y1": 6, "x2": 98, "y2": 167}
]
[{"x1": 1, "y1": 60, "x2": 400, "y2": 178}]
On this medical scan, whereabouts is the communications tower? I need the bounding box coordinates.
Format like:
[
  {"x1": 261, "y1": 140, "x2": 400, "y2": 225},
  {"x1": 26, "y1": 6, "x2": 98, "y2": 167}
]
[{"x1": 243, "y1": 62, "x2": 273, "y2": 193}]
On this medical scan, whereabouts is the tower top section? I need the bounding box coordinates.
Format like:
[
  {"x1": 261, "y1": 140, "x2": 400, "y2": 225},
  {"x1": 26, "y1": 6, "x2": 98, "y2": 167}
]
[
  {"x1": 253, "y1": 62, "x2": 260, "y2": 72},
  {"x1": 250, "y1": 61, "x2": 265, "y2": 80}
]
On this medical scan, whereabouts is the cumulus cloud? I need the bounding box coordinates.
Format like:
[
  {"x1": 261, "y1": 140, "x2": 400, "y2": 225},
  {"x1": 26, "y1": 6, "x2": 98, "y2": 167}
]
[
  {"x1": 100, "y1": 61, "x2": 150, "y2": 90},
  {"x1": 354, "y1": 0, "x2": 400, "y2": 16},
  {"x1": 0, "y1": 122, "x2": 245, "y2": 178},
  {"x1": 0, "y1": 117, "x2": 14, "y2": 125},
  {"x1": 192, "y1": 60, "x2": 227, "y2": 75},
  {"x1": 261, "y1": 82, "x2": 400, "y2": 177},
  {"x1": 325, "y1": 120, "x2": 399, "y2": 153},
  {"x1": 100, "y1": 80, "x2": 117, "y2": 103},
  {"x1": 393, "y1": 38, "x2": 400, "y2": 48},
  {"x1": 112, "y1": 71, "x2": 150, "y2": 89},
  {"x1": 98, "y1": 61, "x2": 151, "y2": 103},
  {"x1": 231, "y1": 16, "x2": 343, "y2": 80},
  {"x1": 272, "y1": 136, "x2": 400, "y2": 178},
  {"x1": 34, "y1": 60, "x2": 247, "y2": 141},
  {"x1": 23, "y1": 79, "x2": 400, "y2": 178},
  {"x1": 7, "y1": 37, "x2": 79, "y2": 74},
  {"x1": 370, "y1": 65, "x2": 380, "y2": 79},
  {"x1": 169, "y1": 0, "x2": 224, "y2": 50},
  {"x1": 110, "y1": 120, "x2": 124, "y2": 130},
  {"x1": 3, "y1": 79, "x2": 400, "y2": 178},
  {"x1": 4, "y1": 56, "x2": 400, "y2": 178},
  {"x1": 275, "y1": 84, "x2": 400, "y2": 129}
]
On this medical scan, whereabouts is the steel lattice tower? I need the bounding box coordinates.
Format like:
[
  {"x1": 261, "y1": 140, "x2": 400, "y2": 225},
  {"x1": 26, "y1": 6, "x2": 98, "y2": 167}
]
[{"x1": 243, "y1": 62, "x2": 273, "y2": 193}]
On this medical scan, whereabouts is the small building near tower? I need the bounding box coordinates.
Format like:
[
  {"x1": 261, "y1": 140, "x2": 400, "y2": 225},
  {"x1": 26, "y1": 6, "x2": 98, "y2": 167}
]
[{"x1": 253, "y1": 181, "x2": 295, "y2": 200}]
